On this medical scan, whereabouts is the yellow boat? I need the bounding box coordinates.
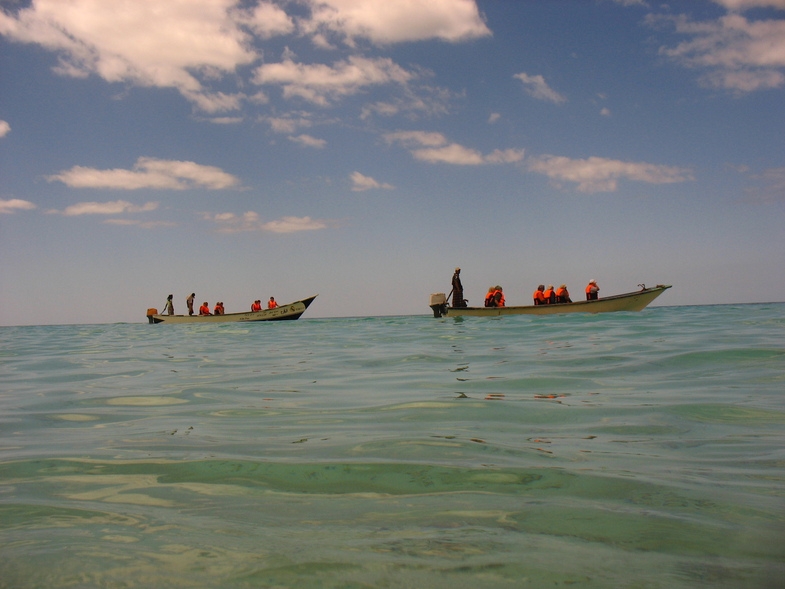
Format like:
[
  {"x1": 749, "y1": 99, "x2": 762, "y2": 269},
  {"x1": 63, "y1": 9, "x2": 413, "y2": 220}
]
[
  {"x1": 429, "y1": 285, "x2": 671, "y2": 317},
  {"x1": 147, "y1": 295, "x2": 317, "y2": 324}
]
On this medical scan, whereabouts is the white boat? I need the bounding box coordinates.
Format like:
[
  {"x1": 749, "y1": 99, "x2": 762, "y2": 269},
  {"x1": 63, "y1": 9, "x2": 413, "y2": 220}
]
[
  {"x1": 429, "y1": 285, "x2": 670, "y2": 317},
  {"x1": 147, "y1": 295, "x2": 317, "y2": 324}
]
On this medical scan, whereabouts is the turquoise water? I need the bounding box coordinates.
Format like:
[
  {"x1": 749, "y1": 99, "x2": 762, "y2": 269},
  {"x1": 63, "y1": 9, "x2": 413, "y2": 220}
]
[{"x1": 1, "y1": 305, "x2": 783, "y2": 588}]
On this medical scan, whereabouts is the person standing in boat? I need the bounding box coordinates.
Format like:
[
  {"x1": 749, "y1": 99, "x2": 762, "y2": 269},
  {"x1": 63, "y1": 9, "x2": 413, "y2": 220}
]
[
  {"x1": 268, "y1": 297, "x2": 278, "y2": 309},
  {"x1": 585, "y1": 279, "x2": 600, "y2": 300},
  {"x1": 199, "y1": 301, "x2": 211, "y2": 315},
  {"x1": 451, "y1": 267, "x2": 467, "y2": 308},
  {"x1": 533, "y1": 285, "x2": 546, "y2": 305},
  {"x1": 186, "y1": 293, "x2": 195, "y2": 316},
  {"x1": 163, "y1": 294, "x2": 174, "y2": 315},
  {"x1": 555, "y1": 284, "x2": 572, "y2": 303}
]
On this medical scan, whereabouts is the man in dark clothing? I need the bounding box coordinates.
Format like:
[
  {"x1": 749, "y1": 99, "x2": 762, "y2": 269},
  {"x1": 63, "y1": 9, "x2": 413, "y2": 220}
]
[{"x1": 451, "y1": 267, "x2": 467, "y2": 307}]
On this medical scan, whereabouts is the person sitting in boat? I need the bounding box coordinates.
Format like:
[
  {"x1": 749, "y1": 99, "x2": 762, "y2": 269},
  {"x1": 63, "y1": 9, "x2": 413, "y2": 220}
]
[
  {"x1": 555, "y1": 284, "x2": 572, "y2": 303},
  {"x1": 199, "y1": 302, "x2": 212, "y2": 315},
  {"x1": 543, "y1": 285, "x2": 556, "y2": 304},
  {"x1": 484, "y1": 285, "x2": 505, "y2": 307},
  {"x1": 585, "y1": 279, "x2": 600, "y2": 300},
  {"x1": 533, "y1": 285, "x2": 546, "y2": 305},
  {"x1": 484, "y1": 286, "x2": 496, "y2": 307},
  {"x1": 268, "y1": 297, "x2": 278, "y2": 309},
  {"x1": 163, "y1": 294, "x2": 174, "y2": 315},
  {"x1": 251, "y1": 300, "x2": 262, "y2": 312},
  {"x1": 213, "y1": 302, "x2": 224, "y2": 315}
]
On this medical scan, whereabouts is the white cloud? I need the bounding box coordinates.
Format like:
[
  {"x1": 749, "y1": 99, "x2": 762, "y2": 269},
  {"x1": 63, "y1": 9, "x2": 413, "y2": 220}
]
[
  {"x1": 0, "y1": 0, "x2": 256, "y2": 112},
  {"x1": 265, "y1": 116, "x2": 313, "y2": 134},
  {"x1": 0, "y1": 198, "x2": 36, "y2": 214},
  {"x1": 253, "y1": 55, "x2": 414, "y2": 105},
  {"x1": 653, "y1": 12, "x2": 785, "y2": 92},
  {"x1": 103, "y1": 218, "x2": 176, "y2": 228},
  {"x1": 712, "y1": 0, "x2": 785, "y2": 11},
  {"x1": 527, "y1": 155, "x2": 694, "y2": 192},
  {"x1": 514, "y1": 73, "x2": 567, "y2": 104},
  {"x1": 235, "y1": 1, "x2": 295, "y2": 38},
  {"x1": 48, "y1": 157, "x2": 240, "y2": 190},
  {"x1": 300, "y1": 0, "x2": 491, "y2": 45},
  {"x1": 289, "y1": 134, "x2": 327, "y2": 148},
  {"x1": 58, "y1": 200, "x2": 159, "y2": 216},
  {"x1": 350, "y1": 171, "x2": 393, "y2": 191},
  {"x1": 0, "y1": 120, "x2": 10, "y2": 137},
  {"x1": 384, "y1": 130, "x2": 524, "y2": 165},
  {"x1": 203, "y1": 211, "x2": 329, "y2": 233},
  {"x1": 488, "y1": 113, "x2": 501, "y2": 124},
  {"x1": 383, "y1": 130, "x2": 449, "y2": 147}
]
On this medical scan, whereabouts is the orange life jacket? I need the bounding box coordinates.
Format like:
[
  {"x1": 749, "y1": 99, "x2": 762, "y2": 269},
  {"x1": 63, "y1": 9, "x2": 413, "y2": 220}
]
[
  {"x1": 543, "y1": 288, "x2": 554, "y2": 303},
  {"x1": 585, "y1": 282, "x2": 599, "y2": 300},
  {"x1": 251, "y1": 302, "x2": 261, "y2": 312},
  {"x1": 533, "y1": 290, "x2": 546, "y2": 305},
  {"x1": 268, "y1": 300, "x2": 278, "y2": 309},
  {"x1": 199, "y1": 305, "x2": 211, "y2": 315},
  {"x1": 485, "y1": 291, "x2": 496, "y2": 307},
  {"x1": 555, "y1": 287, "x2": 570, "y2": 303}
]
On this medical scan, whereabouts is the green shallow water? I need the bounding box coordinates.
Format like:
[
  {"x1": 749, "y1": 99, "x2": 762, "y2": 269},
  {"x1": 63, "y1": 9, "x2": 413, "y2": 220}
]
[{"x1": 1, "y1": 304, "x2": 784, "y2": 588}]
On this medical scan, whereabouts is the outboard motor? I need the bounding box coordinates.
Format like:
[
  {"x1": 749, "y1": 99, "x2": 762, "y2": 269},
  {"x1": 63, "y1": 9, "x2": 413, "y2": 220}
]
[{"x1": 429, "y1": 293, "x2": 448, "y2": 318}]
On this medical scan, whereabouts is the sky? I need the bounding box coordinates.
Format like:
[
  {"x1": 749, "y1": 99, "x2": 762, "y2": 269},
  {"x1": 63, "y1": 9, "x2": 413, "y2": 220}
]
[{"x1": 1, "y1": 0, "x2": 784, "y2": 326}]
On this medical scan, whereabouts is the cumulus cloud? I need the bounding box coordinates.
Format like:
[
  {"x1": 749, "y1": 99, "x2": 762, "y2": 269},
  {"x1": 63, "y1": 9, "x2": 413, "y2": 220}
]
[
  {"x1": 0, "y1": 120, "x2": 10, "y2": 137},
  {"x1": 651, "y1": 11, "x2": 785, "y2": 92},
  {"x1": 57, "y1": 200, "x2": 159, "y2": 216},
  {"x1": 514, "y1": 73, "x2": 567, "y2": 104},
  {"x1": 527, "y1": 155, "x2": 694, "y2": 192},
  {"x1": 253, "y1": 55, "x2": 414, "y2": 105},
  {"x1": 0, "y1": 198, "x2": 36, "y2": 214},
  {"x1": 383, "y1": 130, "x2": 524, "y2": 165},
  {"x1": 300, "y1": 0, "x2": 491, "y2": 45},
  {"x1": 202, "y1": 211, "x2": 329, "y2": 233},
  {"x1": 48, "y1": 157, "x2": 241, "y2": 190},
  {"x1": 289, "y1": 134, "x2": 327, "y2": 148},
  {"x1": 350, "y1": 171, "x2": 393, "y2": 191},
  {"x1": 0, "y1": 0, "x2": 260, "y2": 112}
]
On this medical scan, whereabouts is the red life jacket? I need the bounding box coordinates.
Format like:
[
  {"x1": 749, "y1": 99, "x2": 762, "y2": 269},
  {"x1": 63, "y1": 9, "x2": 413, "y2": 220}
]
[
  {"x1": 251, "y1": 302, "x2": 262, "y2": 312},
  {"x1": 268, "y1": 300, "x2": 278, "y2": 309},
  {"x1": 199, "y1": 304, "x2": 211, "y2": 315}
]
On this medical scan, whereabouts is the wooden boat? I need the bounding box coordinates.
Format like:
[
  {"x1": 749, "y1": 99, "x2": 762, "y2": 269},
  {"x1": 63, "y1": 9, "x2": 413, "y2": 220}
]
[
  {"x1": 429, "y1": 285, "x2": 670, "y2": 317},
  {"x1": 147, "y1": 295, "x2": 317, "y2": 324}
]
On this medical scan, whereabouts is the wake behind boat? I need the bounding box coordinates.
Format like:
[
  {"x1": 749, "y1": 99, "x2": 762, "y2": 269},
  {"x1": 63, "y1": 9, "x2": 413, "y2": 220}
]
[
  {"x1": 429, "y1": 285, "x2": 670, "y2": 317},
  {"x1": 147, "y1": 295, "x2": 317, "y2": 324}
]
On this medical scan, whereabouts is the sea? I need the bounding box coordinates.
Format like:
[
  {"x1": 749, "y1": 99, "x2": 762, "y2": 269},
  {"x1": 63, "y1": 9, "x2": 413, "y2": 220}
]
[{"x1": 1, "y1": 304, "x2": 783, "y2": 589}]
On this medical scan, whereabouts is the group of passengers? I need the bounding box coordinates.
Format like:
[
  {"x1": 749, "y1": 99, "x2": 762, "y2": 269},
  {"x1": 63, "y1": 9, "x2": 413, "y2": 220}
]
[
  {"x1": 159, "y1": 293, "x2": 279, "y2": 316},
  {"x1": 251, "y1": 297, "x2": 278, "y2": 312},
  {"x1": 469, "y1": 278, "x2": 599, "y2": 308}
]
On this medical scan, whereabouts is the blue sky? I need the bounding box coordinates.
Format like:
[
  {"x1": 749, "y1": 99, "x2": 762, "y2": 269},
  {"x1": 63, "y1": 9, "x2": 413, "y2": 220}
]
[{"x1": 1, "y1": 0, "x2": 784, "y2": 325}]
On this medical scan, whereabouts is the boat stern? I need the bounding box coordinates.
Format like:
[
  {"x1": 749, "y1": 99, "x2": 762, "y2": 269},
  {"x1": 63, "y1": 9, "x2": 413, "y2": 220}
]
[{"x1": 429, "y1": 293, "x2": 448, "y2": 318}]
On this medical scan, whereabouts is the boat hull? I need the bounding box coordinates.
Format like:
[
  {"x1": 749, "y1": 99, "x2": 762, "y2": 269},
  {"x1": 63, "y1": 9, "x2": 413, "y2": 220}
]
[
  {"x1": 431, "y1": 286, "x2": 670, "y2": 317},
  {"x1": 148, "y1": 295, "x2": 317, "y2": 324}
]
